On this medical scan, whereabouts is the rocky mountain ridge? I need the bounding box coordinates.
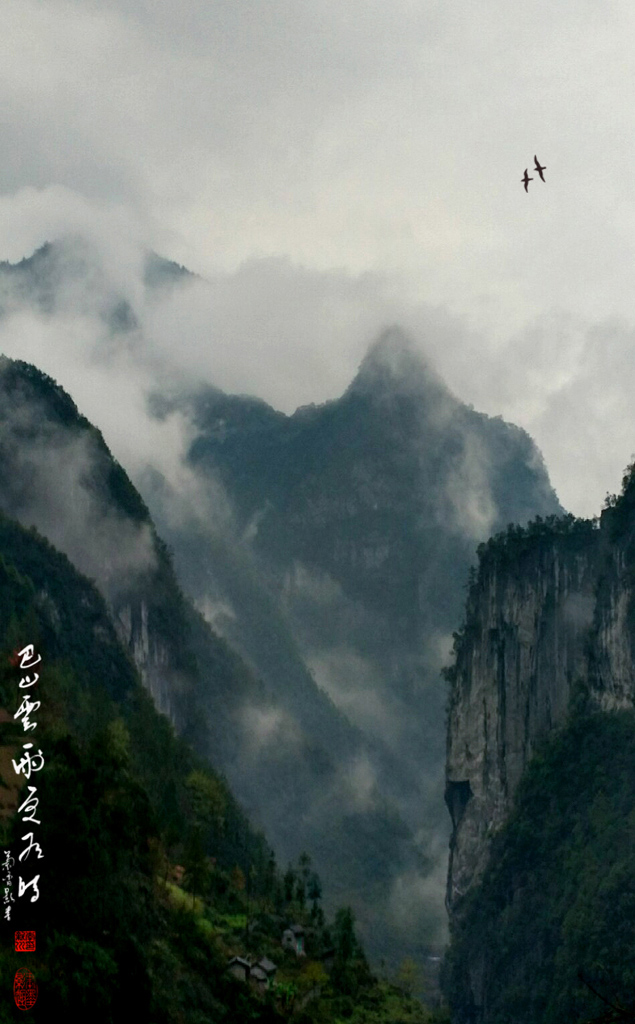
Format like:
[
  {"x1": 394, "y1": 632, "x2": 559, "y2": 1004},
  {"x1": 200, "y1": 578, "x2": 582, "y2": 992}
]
[{"x1": 160, "y1": 327, "x2": 563, "y2": 813}]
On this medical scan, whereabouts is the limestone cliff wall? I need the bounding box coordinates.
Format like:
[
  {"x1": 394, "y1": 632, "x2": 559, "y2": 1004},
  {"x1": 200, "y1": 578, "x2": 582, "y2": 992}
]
[
  {"x1": 113, "y1": 599, "x2": 179, "y2": 727},
  {"x1": 445, "y1": 512, "x2": 635, "y2": 916}
]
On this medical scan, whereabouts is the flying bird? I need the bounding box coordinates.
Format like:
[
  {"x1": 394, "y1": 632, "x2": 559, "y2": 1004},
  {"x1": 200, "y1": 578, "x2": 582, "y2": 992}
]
[
  {"x1": 533, "y1": 155, "x2": 546, "y2": 181},
  {"x1": 522, "y1": 169, "x2": 533, "y2": 192}
]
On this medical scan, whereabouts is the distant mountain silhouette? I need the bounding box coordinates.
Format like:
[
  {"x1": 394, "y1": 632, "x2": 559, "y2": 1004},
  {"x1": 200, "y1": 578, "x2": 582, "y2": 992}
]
[{"x1": 145, "y1": 325, "x2": 563, "y2": 953}]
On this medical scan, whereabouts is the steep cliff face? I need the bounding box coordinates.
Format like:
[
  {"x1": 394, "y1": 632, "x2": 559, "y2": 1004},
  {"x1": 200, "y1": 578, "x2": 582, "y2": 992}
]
[
  {"x1": 114, "y1": 599, "x2": 177, "y2": 724},
  {"x1": 445, "y1": 501, "x2": 635, "y2": 916}
]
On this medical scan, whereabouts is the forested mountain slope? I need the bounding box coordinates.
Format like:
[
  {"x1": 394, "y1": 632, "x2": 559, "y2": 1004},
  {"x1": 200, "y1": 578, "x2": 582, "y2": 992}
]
[
  {"x1": 0, "y1": 354, "x2": 421, "y2": 966},
  {"x1": 0, "y1": 511, "x2": 280, "y2": 1021},
  {"x1": 0, "y1": 501, "x2": 445, "y2": 1021}
]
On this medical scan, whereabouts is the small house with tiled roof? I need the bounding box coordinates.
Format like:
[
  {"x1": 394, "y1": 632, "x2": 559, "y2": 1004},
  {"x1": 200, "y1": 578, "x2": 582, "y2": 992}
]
[
  {"x1": 249, "y1": 965, "x2": 268, "y2": 993},
  {"x1": 227, "y1": 956, "x2": 251, "y2": 982},
  {"x1": 256, "y1": 957, "x2": 277, "y2": 981}
]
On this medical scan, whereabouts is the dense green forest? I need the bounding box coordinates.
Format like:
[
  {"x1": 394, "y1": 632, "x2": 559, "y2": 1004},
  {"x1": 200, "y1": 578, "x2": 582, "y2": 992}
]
[
  {"x1": 442, "y1": 703, "x2": 635, "y2": 1024},
  {"x1": 0, "y1": 510, "x2": 446, "y2": 1021}
]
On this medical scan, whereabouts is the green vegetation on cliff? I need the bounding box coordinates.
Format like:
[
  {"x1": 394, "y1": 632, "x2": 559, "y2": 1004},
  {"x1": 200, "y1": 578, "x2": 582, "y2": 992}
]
[{"x1": 443, "y1": 707, "x2": 635, "y2": 1024}]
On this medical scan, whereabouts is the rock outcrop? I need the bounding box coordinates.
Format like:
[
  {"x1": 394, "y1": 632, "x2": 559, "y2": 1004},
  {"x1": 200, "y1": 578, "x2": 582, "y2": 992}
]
[
  {"x1": 445, "y1": 495, "x2": 635, "y2": 917},
  {"x1": 114, "y1": 599, "x2": 177, "y2": 725}
]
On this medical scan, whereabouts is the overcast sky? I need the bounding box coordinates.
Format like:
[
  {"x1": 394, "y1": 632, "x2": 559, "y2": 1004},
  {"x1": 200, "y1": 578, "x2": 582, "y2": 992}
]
[{"x1": 2, "y1": 0, "x2": 635, "y2": 515}]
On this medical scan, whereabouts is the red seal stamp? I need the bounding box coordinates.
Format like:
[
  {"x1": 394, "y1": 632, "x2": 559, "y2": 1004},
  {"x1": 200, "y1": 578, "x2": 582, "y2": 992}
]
[
  {"x1": 13, "y1": 967, "x2": 38, "y2": 1010},
  {"x1": 15, "y1": 930, "x2": 36, "y2": 952}
]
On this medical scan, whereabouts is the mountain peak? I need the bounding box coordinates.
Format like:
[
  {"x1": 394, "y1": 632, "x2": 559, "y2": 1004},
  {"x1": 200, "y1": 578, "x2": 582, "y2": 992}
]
[
  {"x1": 349, "y1": 327, "x2": 450, "y2": 401},
  {"x1": 0, "y1": 235, "x2": 195, "y2": 291}
]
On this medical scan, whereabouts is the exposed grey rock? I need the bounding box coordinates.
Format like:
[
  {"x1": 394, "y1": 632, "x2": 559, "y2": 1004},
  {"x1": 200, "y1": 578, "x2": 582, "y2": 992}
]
[
  {"x1": 114, "y1": 599, "x2": 177, "y2": 726},
  {"x1": 445, "y1": 508, "x2": 635, "y2": 918}
]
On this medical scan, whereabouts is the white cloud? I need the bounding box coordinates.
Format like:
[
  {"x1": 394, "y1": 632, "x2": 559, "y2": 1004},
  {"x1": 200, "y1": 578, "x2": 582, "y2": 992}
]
[
  {"x1": 3, "y1": 218, "x2": 635, "y2": 522},
  {"x1": 0, "y1": 1, "x2": 635, "y2": 522},
  {"x1": 240, "y1": 705, "x2": 300, "y2": 755},
  {"x1": 308, "y1": 646, "x2": 401, "y2": 741},
  {"x1": 0, "y1": 384, "x2": 158, "y2": 602},
  {"x1": 389, "y1": 846, "x2": 449, "y2": 947}
]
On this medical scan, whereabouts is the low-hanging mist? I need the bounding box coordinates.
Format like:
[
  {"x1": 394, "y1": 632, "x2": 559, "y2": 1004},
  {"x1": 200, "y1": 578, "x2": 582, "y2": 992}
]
[{"x1": 0, "y1": 234, "x2": 564, "y2": 965}]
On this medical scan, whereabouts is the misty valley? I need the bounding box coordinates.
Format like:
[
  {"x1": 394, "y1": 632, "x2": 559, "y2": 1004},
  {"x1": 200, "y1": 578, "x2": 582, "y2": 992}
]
[{"x1": 0, "y1": 237, "x2": 633, "y2": 1023}]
